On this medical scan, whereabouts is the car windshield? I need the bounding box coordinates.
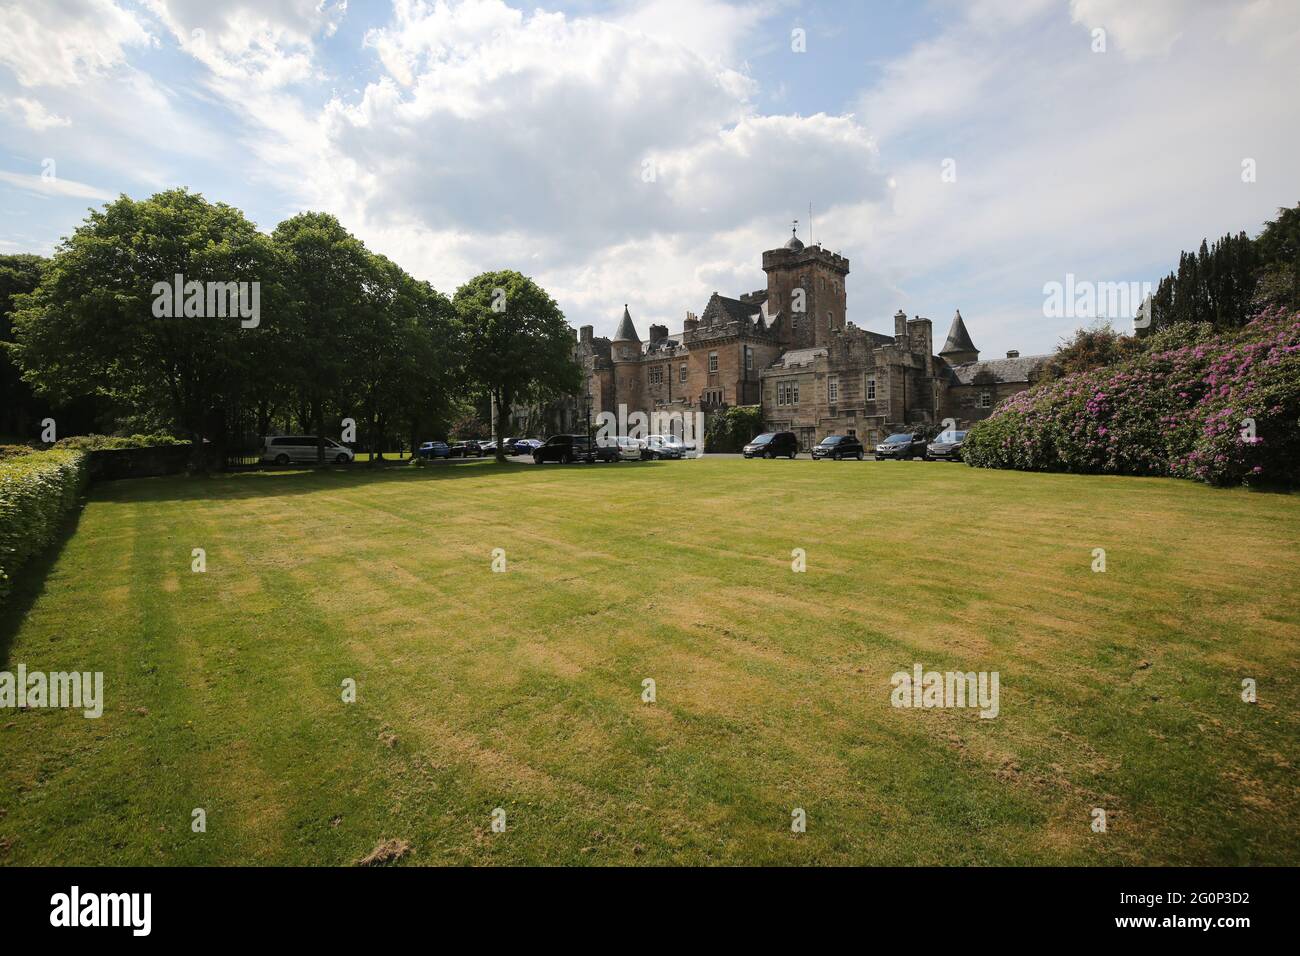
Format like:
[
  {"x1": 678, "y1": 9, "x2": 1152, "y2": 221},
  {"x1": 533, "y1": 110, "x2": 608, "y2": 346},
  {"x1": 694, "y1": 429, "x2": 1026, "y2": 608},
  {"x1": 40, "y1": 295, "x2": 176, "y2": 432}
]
[
  {"x1": 935, "y1": 431, "x2": 967, "y2": 443},
  {"x1": 820, "y1": 436, "x2": 841, "y2": 445},
  {"x1": 885, "y1": 434, "x2": 912, "y2": 444},
  {"x1": 752, "y1": 434, "x2": 774, "y2": 444}
]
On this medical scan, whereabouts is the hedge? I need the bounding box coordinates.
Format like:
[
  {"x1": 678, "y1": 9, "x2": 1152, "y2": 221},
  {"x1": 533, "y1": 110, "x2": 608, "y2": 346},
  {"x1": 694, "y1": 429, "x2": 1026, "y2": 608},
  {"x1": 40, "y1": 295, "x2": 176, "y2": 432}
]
[
  {"x1": 0, "y1": 448, "x2": 88, "y2": 606},
  {"x1": 963, "y1": 308, "x2": 1300, "y2": 487}
]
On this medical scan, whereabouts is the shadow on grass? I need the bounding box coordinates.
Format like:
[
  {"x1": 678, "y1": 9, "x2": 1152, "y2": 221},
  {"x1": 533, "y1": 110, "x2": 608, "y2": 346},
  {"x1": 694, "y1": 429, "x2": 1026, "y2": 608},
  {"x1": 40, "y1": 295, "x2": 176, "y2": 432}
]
[
  {"x1": 88, "y1": 456, "x2": 676, "y2": 505},
  {"x1": 0, "y1": 501, "x2": 86, "y2": 670}
]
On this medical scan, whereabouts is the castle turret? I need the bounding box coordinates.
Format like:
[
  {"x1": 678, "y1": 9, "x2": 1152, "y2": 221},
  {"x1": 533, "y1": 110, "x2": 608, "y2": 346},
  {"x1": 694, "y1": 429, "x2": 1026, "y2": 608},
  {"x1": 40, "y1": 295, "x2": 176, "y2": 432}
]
[
  {"x1": 612, "y1": 304, "x2": 639, "y2": 344},
  {"x1": 939, "y1": 310, "x2": 979, "y2": 365}
]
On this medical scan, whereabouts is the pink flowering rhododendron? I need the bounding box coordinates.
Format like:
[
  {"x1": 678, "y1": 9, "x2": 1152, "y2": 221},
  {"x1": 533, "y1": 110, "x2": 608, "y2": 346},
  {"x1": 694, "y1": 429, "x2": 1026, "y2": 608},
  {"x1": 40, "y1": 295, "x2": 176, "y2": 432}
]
[{"x1": 963, "y1": 309, "x2": 1300, "y2": 487}]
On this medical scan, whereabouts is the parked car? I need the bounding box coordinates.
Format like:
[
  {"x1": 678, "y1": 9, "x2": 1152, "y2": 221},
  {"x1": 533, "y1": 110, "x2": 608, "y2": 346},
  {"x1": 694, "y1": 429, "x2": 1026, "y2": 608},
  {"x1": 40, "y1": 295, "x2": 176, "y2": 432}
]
[
  {"x1": 812, "y1": 434, "x2": 865, "y2": 460},
  {"x1": 503, "y1": 437, "x2": 533, "y2": 455},
  {"x1": 449, "y1": 440, "x2": 484, "y2": 458},
  {"x1": 614, "y1": 436, "x2": 646, "y2": 460},
  {"x1": 650, "y1": 434, "x2": 696, "y2": 458},
  {"x1": 743, "y1": 431, "x2": 799, "y2": 459},
  {"x1": 514, "y1": 438, "x2": 543, "y2": 455},
  {"x1": 925, "y1": 430, "x2": 968, "y2": 461},
  {"x1": 874, "y1": 432, "x2": 927, "y2": 460},
  {"x1": 263, "y1": 435, "x2": 354, "y2": 465},
  {"x1": 417, "y1": 440, "x2": 452, "y2": 459},
  {"x1": 533, "y1": 434, "x2": 597, "y2": 464},
  {"x1": 643, "y1": 435, "x2": 684, "y2": 460},
  {"x1": 480, "y1": 439, "x2": 499, "y2": 454}
]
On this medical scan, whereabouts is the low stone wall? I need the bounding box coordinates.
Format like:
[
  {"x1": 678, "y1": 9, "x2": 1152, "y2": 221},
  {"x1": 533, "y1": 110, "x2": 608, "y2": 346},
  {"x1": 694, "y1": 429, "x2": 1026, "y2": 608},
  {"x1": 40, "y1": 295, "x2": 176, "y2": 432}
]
[{"x1": 86, "y1": 445, "x2": 192, "y2": 481}]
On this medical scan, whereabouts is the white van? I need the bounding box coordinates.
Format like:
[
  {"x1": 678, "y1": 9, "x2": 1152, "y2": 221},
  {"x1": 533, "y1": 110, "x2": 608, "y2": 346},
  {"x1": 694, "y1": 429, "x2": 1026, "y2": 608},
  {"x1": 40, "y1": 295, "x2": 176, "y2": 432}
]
[{"x1": 262, "y1": 435, "x2": 355, "y2": 465}]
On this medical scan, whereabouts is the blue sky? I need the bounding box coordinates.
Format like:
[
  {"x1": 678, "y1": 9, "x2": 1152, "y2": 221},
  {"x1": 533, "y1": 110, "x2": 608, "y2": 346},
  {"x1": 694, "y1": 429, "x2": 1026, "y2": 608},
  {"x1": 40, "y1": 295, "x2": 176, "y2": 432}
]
[{"x1": 2, "y1": 0, "x2": 1298, "y2": 357}]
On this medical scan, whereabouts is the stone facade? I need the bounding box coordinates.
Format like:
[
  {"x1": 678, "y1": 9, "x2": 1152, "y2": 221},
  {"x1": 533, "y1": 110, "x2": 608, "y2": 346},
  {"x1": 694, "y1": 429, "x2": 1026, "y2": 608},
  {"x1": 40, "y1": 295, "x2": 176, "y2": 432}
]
[{"x1": 522, "y1": 229, "x2": 1049, "y2": 448}]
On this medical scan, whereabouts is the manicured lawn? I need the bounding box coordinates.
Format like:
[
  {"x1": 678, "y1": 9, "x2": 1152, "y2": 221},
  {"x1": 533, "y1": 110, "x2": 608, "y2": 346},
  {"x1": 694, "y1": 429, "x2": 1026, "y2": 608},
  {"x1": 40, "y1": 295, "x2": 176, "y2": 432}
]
[{"x1": 1, "y1": 458, "x2": 1297, "y2": 865}]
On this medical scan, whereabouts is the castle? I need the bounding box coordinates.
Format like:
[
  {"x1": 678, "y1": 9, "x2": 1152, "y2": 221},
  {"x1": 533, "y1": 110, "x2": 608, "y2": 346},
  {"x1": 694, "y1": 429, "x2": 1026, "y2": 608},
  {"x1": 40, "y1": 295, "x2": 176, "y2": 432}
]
[{"x1": 513, "y1": 226, "x2": 1049, "y2": 448}]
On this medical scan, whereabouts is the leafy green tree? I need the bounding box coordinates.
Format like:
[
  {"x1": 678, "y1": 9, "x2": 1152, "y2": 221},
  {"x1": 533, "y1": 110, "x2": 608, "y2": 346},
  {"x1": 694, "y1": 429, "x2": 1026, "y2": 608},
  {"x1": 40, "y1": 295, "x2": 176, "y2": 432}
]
[
  {"x1": 272, "y1": 212, "x2": 371, "y2": 463},
  {"x1": 1253, "y1": 202, "x2": 1300, "y2": 311},
  {"x1": 0, "y1": 254, "x2": 48, "y2": 437},
  {"x1": 453, "y1": 271, "x2": 581, "y2": 460},
  {"x1": 10, "y1": 190, "x2": 278, "y2": 462}
]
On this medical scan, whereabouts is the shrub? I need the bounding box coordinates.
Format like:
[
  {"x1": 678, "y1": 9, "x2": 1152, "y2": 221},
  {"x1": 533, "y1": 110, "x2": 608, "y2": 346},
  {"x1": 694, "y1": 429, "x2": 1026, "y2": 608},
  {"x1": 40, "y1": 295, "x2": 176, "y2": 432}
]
[
  {"x1": 0, "y1": 444, "x2": 37, "y2": 460},
  {"x1": 964, "y1": 309, "x2": 1300, "y2": 487},
  {"x1": 0, "y1": 448, "x2": 87, "y2": 604},
  {"x1": 53, "y1": 432, "x2": 187, "y2": 452},
  {"x1": 705, "y1": 405, "x2": 764, "y2": 453}
]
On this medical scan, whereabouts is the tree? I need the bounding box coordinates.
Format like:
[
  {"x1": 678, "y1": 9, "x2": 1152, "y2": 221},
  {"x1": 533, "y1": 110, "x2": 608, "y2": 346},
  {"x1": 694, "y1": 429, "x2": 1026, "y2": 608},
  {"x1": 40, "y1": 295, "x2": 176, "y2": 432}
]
[
  {"x1": 0, "y1": 254, "x2": 48, "y2": 437},
  {"x1": 10, "y1": 190, "x2": 278, "y2": 463},
  {"x1": 453, "y1": 271, "x2": 581, "y2": 461},
  {"x1": 272, "y1": 212, "x2": 371, "y2": 463},
  {"x1": 1253, "y1": 202, "x2": 1300, "y2": 311}
]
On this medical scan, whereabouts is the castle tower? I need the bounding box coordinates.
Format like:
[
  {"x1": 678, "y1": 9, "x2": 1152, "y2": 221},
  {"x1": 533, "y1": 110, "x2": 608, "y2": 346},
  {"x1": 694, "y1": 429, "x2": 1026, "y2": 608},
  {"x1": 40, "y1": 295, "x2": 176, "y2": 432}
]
[
  {"x1": 939, "y1": 310, "x2": 979, "y2": 365},
  {"x1": 761, "y1": 222, "x2": 849, "y2": 349},
  {"x1": 610, "y1": 304, "x2": 643, "y2": 413}
]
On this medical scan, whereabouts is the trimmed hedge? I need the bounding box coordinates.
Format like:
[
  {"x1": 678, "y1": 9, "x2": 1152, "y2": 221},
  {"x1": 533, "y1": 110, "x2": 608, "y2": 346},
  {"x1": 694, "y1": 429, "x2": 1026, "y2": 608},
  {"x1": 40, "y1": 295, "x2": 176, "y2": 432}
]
[
  {"x1": 963, "y1": 308, "x2": 1300, "y2": 487},
  {"x1": 54, "y1": 432, "x2": 187, "y2": 452},
  {"x1": 0, "y1": 448, "x2": 88, "y2": 605}
]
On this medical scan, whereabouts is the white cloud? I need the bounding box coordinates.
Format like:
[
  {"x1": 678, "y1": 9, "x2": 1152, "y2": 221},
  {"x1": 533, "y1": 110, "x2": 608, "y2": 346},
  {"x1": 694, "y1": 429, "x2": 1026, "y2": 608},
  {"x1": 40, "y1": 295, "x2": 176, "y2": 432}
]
[
  {"x1": 1, "y1": 96, "x2": 72, "y2": 129},
  {"x1": 0, "y1": 168, "x2": 115, "y2": 200},
  {"x1": 0, "y1": 0, "x2": 151, "y2": 87}
]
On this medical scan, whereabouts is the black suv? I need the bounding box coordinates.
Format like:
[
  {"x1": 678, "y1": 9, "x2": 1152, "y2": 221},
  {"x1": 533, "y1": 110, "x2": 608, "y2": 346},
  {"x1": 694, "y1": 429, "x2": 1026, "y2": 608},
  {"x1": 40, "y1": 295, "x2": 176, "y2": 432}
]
[
  {"x1": 874, "y1": 432, "x2": 928, "y2": 460},
  {"x1": 811, "y1": 434, "x2": 864, "y2": 460},
  {"x1": 533, "y1": 434, "x2": 609, "y2": 464},
  {"x1": 743, "y1": 431, "x2": 799, "y2": 459}
]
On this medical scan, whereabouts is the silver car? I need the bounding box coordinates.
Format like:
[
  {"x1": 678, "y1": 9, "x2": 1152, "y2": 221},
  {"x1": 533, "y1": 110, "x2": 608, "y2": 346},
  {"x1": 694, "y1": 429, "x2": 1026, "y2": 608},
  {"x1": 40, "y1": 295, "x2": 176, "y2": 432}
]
[{"x1": 263, "y1": 435, "x2": 355, "y2": 465}]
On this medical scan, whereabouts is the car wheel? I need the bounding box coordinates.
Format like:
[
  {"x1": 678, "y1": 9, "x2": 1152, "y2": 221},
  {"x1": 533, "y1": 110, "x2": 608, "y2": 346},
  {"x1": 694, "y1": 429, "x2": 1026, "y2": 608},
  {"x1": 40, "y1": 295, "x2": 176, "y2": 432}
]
[
  {"x1": 335, "y1": 453, "x2": 348, "y2": 464},
  {"x1": 275, "y1": 453, "x2": 290, "y2": 465},
  {"x1": 789, "y1": 450, "x2": 797, "y2": 459},
  {"x1": 560, "y1": 452, "x2": 573, "y2": 464},
  {"x1": 856, "y1": 451, "x2": 864, "y2": 460}
]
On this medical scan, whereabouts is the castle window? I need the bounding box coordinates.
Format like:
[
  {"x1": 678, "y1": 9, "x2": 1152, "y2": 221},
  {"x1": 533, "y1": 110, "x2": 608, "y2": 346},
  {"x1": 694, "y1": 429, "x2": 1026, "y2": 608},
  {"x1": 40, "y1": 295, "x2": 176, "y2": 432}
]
[
  {"x1": 827, "y1": 376, "x2": 838, "y2": 404},
  {"x1": 680, "y1": 363, "x2": 688, "y2": 383},
  {"x1": 744, "y1": 346, "x2": 753, "y2": 370},
  {"x1": 777, "y1": 380, "x2": 800, "y2": 406},
  {"x1": 866, "y1": 377, "x2": 876, "y2": 401},
  {"x1": 708, "y1": 352, "x2": 718, "y2": 373},
  {"x1": 649, "y1": 366, "x2": 663, "y2": 385},
  {"x1": 978, "y1": 391, "x2": 993, "y2": 409}
]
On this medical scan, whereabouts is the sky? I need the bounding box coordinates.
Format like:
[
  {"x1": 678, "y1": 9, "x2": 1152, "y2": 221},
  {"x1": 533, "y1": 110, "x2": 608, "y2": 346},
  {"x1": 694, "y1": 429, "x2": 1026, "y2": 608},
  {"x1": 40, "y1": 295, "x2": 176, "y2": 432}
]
[{"x1": 1, "y1": 0, "x2": 1298, "y2": 357}]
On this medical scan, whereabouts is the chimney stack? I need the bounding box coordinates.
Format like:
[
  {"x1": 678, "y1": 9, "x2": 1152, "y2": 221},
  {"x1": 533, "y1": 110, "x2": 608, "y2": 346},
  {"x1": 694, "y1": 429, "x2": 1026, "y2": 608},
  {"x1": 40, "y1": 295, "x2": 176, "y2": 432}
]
[{"x1": 1006, "y1": 349, "x2": 1019, "y2": 358}]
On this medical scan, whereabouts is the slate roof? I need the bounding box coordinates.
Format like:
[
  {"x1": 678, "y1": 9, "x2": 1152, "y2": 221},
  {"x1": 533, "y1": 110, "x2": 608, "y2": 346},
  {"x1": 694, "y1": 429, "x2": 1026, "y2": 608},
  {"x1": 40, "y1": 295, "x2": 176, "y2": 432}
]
[
  {"x1": 947, "y1": 354, "x2": 1050, "y2": 385},
  {"x1": 768, "y1": 347, "x2": 827, "y2": 369},
  {"x1": 613, "y1": 305, "x2": 640, "y2": 342},
  {"x1": 940, "y1": 310, "x2": 977, "y2": 356}
]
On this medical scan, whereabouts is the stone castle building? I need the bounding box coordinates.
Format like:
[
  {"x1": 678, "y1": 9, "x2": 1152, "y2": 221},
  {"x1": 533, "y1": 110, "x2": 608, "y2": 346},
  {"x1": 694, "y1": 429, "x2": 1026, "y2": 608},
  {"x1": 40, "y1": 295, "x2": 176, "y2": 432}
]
[{"x1": 514, "y1": 227, "x2": 1048, "y2": 448}]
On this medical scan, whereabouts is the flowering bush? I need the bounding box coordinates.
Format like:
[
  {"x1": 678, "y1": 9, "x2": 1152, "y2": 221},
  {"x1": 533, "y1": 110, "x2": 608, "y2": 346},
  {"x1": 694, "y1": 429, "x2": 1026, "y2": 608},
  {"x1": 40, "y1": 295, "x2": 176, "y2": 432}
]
[
  {"x1": 964, "y1": 309, "x2": 1300, "y2": 487},
  {"x1": 0, "y1": 448, "x2": 87, "y2": 605}
]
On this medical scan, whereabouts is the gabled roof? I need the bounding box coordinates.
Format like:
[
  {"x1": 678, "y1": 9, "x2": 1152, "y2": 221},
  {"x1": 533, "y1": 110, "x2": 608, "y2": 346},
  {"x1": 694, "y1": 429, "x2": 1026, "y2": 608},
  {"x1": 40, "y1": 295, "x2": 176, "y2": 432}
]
[
  {"x1": 940, "y1": 310, "x2": 977, "y2": 356},
  {"x1": 612, "y1": 304, "x2": 640, "y2": 343}
]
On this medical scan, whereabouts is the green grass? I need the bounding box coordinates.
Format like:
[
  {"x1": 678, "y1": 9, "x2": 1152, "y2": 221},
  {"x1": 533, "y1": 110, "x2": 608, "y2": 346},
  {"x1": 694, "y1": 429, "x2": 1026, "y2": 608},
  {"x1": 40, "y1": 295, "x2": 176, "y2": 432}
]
[{"x1": 2, "y1": 458, "x2": 1297, "y2": 865}]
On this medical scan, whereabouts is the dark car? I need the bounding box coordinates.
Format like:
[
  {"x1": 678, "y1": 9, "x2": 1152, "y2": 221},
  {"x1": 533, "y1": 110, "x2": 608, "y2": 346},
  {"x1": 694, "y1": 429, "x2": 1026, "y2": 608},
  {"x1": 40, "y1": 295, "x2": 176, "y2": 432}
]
[
  {"x1": 743, "y1": 431, "x2": 799, "y2": 459},
  {"x1": 874, "y1": 432, "x2": 927, "y2": 460},
  {"x1": 925, "y1": 430, "x2": 968, "y2": 461},
  {"x1": 417, "y1": 440, "x2": 451, "y2": 459},
  {"x1": 811, "y1": 434, "x2": 864, "y2": 460},
  {"x1": 533, "y1": 434, "x2": 598, "y2": 464},
  {"x1": 449, "y1": 440, "x2": 484, "y2": 458}
]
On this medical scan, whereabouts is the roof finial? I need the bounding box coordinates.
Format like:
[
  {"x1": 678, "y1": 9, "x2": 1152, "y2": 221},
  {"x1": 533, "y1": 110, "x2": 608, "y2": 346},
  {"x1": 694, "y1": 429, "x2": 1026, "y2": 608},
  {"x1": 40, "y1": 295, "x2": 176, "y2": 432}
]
[{"x1": 791, "y1": 219, "x2": 798, "y2": 237}]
